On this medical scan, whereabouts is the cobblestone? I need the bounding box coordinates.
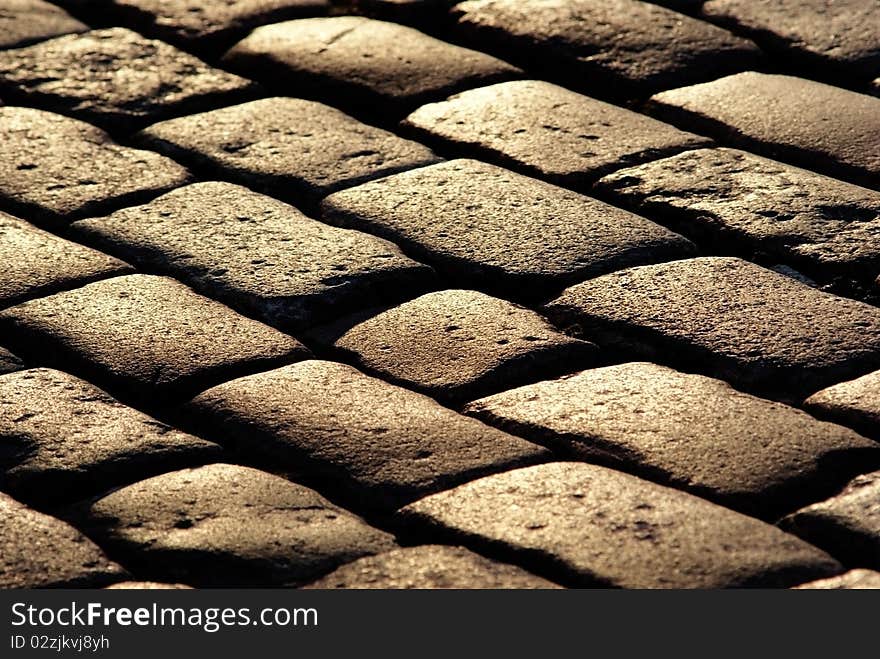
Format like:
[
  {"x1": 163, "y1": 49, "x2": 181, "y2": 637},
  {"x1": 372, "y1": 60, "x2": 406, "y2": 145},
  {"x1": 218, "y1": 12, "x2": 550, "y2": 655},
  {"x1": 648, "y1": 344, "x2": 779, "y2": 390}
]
[
  {"x1": 321, "y1": 159, "x2": 696, "y2": 298},
  {"x1": 186, "y1": 360, "x2": 549, "y2": 513},
  {"x1": 465, "y1": 362, "x2": 880, "y2": 517},
  {"x1": 74, "y1": 463, "x2": 397, "y2": 586},
  {"x1": 403, "y1": 80, "x2": 711, "y2": 188},
  {"x1": 545, "y1": 257, "x2": 880, "y2": 401},
  {"x1": 805, "y1": 370, "x2": 880, "y2": 441},
  {"x1": 303, "y1": 545, "x2": 560, "y2": 589},
  {"x1": 0, "y1": 0, "x2": 87, "y2": 50},
  {"x1": 0, "y1": 28, "x2": 258, "y2": 133},
  {"x1": 0, "y1": 107, "x2": 190, "y2": 226},
  {"x1": 135, "y1": 97, "x2": 440, "y2": 206},
  {"x1": 794, "y1": 569, "x2": 880, "y2": 590},
  {"x1": 333, "y1": 289, "x2": 597, "y2": 403},
  {"x1": 0, "y1": 368, "x2": 222, "y2": 505},
  {"x1": 649, "y1": 72, "x2": 880, "y2": 189},
  {"x1": 0, "y1": 347, "x2": 24, "y2": 375},
  {"x1": 0, "y1": 275, "x2": 308, "y2": 403},
  {"x1": 398, "y1": 462, "x2": 841, "y2": 588},
  {"x1": 72, "y1": 182, "x2": 435, "y2": 331}
]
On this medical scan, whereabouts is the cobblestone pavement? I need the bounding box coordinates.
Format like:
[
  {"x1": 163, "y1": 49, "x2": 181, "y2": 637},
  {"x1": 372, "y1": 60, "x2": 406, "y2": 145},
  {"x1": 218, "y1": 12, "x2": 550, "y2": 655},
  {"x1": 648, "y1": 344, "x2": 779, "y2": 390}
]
[{"x1": 1, "y1": 0, "x2": 879, "y2": 589}]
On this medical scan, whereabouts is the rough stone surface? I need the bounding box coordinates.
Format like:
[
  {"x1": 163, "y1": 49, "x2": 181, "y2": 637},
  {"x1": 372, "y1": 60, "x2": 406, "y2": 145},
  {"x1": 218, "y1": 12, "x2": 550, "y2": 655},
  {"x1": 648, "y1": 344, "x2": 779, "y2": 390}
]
[
  {"x1": 304, "y1": 545, "x2": 561, "y2": 589},
  {"x1": 545, "y1": 257, "x2": 880, "y2": 401},
  {"x1": 222, "y1": 16, "x2": 521, "y2": 113},
  {"x1": 397, "y1": 462, "x2": 841, "y2": 588},
  {"x1": 0, "y1": 275, "x2": 308, "y2": 403},
  {"x1": 805, "y1": 370, "x2": 880, "y2": 441},
  {"x1": 334, "y1": 290, "x2": 597, "y2": 403},
  {"x1": 450, "y1": 0, "x2": 761, "y2": 97},
  {"x1": 465, "y1": 362, "x2": 880, "y2": 517},
  {"x1": 0, "y1": 492, "x2": 126, "y2": 588},
  {"x1": 403, "y1": 80, "x2": 711, "y2": 187},
  {"x1": 73, "y1": 182, "x2": 435, "y2": 332},
  {"x1": 75, "y1": 463, "x2": 397, "y2": 586},
  {"x1": 597, "y1": 148, "x2": 880, "y2": 280},
  {"x1": 780, "y1": 470, "x2": 880, "y2": 569},
  {"x1": 649, "y1": 73, "x2": 880, "y2": 189},
  {"x1": 0, "y1": 0, "x2": 87, "y2": 50},
  {"x1": 135, "y1": 97, "x2": 441, "y2": 205},
  {"x1": 186, "y1": 360, "x2": 549, "y2": 513},
  {"x1": 0, "y1": 107, "x2": 190, "y2": 226},
  {"x1": 794, "y1": 569, "x2": 880, "y2": 590},
  {"x1": 321, "y1": 159, "x2": 696, "y2": 299},
  {"x1": 0, "y1": 28, "x2": 258, "y2": 132},
  {"x1": 0, "y1": 211, "x2": 131, "y2": 308},
  {"x1": 0, "y1": 368, "x2": 222, "y2": 505},
  {"x1": 0, "y1": 347, "x2": 23, "y2": 375},
  {"x1": 701, "y1": 0, "x2": 880, "y2": 79}
]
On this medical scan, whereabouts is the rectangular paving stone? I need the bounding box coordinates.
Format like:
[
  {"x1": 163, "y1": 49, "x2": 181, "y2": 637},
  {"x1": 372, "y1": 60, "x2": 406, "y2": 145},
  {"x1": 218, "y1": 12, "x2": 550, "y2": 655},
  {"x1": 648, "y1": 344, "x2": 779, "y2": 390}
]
[
  {"x1": 135, "y1": 97, "x2": 441, "y2": 206},
  {"x1": 333, "y1": 289, "x2": 597, "y2": 404},
  {"x1": 780, "y1": 470, "x2": 880, "y2": 569},
  {"x1": 320, "y1": 159, "x2": 696, "y2": 299},
  {"x1": 402, "y1": 80, "x2": 711, "y2": 188},
  {"x1": 0, "y1": 106, "x2": 191, "y2": 226},
  {"x1": 186, "y1": 360, "x2": 549, "y2": 514},
  {"x1": 0, "y1": 210, "x2": 132, "y2": 308},
  {"x1": 596, "y1": 148, "x2": 880, "y2": 281},
  {"x1": 805, "y1": 370, "x2": 880, "y2": 442},
  {"x1": 73, "y1": 463, "x2": 397, "y2": 586},
  {"x1": 0, "y1": 274, "x2": 308, "y2": 404},
  {"x1": 701, "y1": 0, "x2": 880, "y2": 81},
  {"x1": 794, "y1": 569, "x2": 880, "y2": 590},
  {"x1": 545, "y1": 257, "x2": 880, "y2": 401},
  {"x1": 0, "y1": 368, "x2": 222, "y2": 506},
  {"x1": 464, "y1": 362, "x2": 880, "y2": 518},
  {"x1": 450, "y1": 0, "x2": 761, "y2": 97},
  {"x1": 648, "y1": 72, "x2": 880, "y2": 189},
  {"x1": 0, "y1": 28, "x2": 259, "y2": 133},
  {"x1": 72, "y1": 182, "x2": 436, "y2": 332},
  {"x1": 221, "y1": 16, "x2": 521, "y2": 114},
  {"x1": 303, "y1": 545, "x2": 560, "y2": 589},
  {"x1": 397, "y1": 462, "x2": 841, "y2": 588},
  {"x1": 0, "y1": 0, "x2": 87, "y2": 50},
  {"x1": 1, "y1": 492, "x2": 126, "y2": 588}
]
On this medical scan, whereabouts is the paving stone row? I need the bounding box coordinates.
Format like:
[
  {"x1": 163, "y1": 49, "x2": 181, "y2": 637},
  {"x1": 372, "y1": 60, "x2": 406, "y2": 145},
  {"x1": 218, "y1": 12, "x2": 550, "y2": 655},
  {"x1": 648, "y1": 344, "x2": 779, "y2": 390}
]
[
  {"x1": 0, "y1": 106, "x2": 190, "y2": 226},
  {"x1": 184, "y1": 360, "x2": 549, "y2": 515},
  {"x1": 805, "y1": 370, "x2": 880, "y2": 442},
  {"x1": 72, "y1": 182, "x2": 436, "y2": 332},
  {"x1": 0, "y1": 28, "x2": 258, "y2": 133},
  {"x1": 0, "y1": 0, "x2": 87, "y2": 50},
  {"x1": 545, "y1": 257, "x2": 880, "y2": 402}
]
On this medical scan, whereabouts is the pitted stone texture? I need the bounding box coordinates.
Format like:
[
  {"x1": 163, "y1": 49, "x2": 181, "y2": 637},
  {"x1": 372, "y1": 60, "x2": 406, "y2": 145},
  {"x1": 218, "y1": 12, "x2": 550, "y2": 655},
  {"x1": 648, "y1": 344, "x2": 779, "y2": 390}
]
[
  {"x1": 0, "y1": 275, "x2": 307, "y2": 403},
  {"x1": 403, "y1": 80, "x2": 711, "y2": 187},
  {"x1": 0, "y1": 107, "x2": 190, "y2": 226},
  {"x1": 0, "y1": 348, "x2": 23, "y2": 375},
  {"x1": 649, "y1": 73, "x2": 880, "y2": 189},
  {"x1": 73, "y1": 182, "x2": 435, "y2": 332},
  {"x1": 0, "y1": 28, "x2": 258, "y2": 133},
  {"x1": 77, "y1": 463, "x2": 397, "y2": 586},
  {"x1": 60, "y1": 0, "x2": 330, "y2": 51},
  {"x1": 304, "y1": 545, "x2": 560, "y2": 589},
  {"x1": 702, "y1": 0, "x2": 880, "y2": 79},
  {"x1": 321, "y1": 160, "x2": 695, "y2": 299},
  {"x1": 136, "y1": 98, "x2": 441, "y2": 205},
  {"x1": 545, "y1": 257, "x2": 880, "y2": 401},
  {"x1": 105, "y1": 581, "x2": 192, "y2": 589},
  {"x1": 334, "y1": 290, "x2": 597, "y2": 403},
  {"x1": 450, "y1": 0, "x2": 760, "y2": 96},
  {"x1": 465, "y1": 362, "x2": 880, "y2": 517},
  {"x1": 222, "y1": 16, "x2": 521, "y2": 112},
  {"x1": 0, "y1": 211, "x2": 131, "y2": 308},
  {"x1": 597, "y1": 148, "x2": 880, "y2": 280},
  {"x1": 0, "y1": 0, "x2": 87, "y2": 50},
  {"x1": 780, "y1": 471, "x2": 880, "y2": 569},
  {"x1": 805, "y1": 370, "x2": 880, "y2": 441},
  {"x1": 398, "y1": 462, "x2": 841, "y2": 588},
  {"x1": 0, "y1": 368, "x2": 222, "y2": 505},
  {"x1": 794, "y1": 570, "x2": 880, "y2": 590},
  {"x1": 1, "y1": 493, "x2": 125, "y2": 588},
  {"x1": 187, "y1": 361, "x2": 549, "y2": 513}
]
